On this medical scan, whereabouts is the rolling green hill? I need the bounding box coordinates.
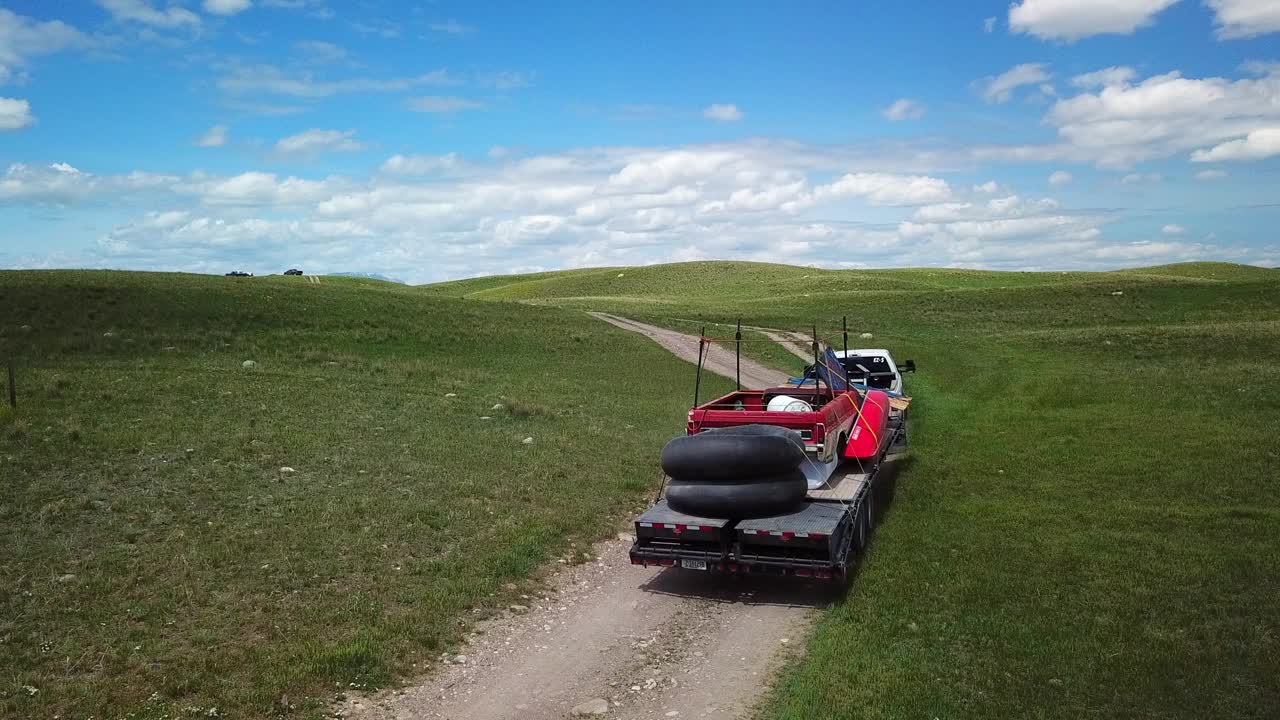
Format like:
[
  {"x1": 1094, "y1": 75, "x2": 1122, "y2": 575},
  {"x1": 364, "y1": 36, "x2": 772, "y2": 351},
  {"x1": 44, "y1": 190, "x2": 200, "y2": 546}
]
[{"x1": 3, "y1": 262, "x2": 1278, "y2": 719}]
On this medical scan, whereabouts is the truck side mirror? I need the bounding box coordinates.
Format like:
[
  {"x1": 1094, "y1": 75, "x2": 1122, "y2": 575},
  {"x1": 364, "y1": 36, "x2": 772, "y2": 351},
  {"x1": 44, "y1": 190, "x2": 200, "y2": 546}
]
[{"x1": 901, "y1": 360, "x2": 917, "y2": 373}]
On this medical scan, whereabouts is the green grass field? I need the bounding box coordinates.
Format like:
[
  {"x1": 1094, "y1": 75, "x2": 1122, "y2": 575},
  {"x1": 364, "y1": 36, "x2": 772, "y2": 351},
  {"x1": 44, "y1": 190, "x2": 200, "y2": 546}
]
[
  {"x1": 4, "y1": 262, "x2": 1278, "y2": 719},
  {"x1": 434, "y1": 260, "x2": 1280, "y2": 719},
  {"x1": 0, "y1": 270, "x2": 730, "y2": 718}
]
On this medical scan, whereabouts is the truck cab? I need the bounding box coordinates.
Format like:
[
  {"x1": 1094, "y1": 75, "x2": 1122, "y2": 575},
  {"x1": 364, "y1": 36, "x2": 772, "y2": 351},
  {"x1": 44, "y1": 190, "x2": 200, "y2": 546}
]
[{"x1": 804, "y1": 349, "x2": 914, "y2": 395}]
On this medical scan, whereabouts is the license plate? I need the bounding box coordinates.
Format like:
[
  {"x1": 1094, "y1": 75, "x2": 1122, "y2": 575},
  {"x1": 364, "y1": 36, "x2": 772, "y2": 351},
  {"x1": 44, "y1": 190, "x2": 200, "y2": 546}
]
[{"x1": 680, "y1": 559, "x2": 708, "y2": 571}]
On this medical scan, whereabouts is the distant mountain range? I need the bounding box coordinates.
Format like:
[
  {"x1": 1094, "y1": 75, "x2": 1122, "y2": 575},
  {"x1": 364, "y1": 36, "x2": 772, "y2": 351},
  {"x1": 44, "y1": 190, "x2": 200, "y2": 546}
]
[{"x1": 326, "y1": 272, "x2": 408, "y2": 285}]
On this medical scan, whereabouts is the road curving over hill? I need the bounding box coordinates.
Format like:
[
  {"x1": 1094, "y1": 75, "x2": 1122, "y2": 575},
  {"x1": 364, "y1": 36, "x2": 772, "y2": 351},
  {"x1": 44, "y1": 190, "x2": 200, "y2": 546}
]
[{"x1": 589, "y1": 312, "x2": 792, "y2": 389}]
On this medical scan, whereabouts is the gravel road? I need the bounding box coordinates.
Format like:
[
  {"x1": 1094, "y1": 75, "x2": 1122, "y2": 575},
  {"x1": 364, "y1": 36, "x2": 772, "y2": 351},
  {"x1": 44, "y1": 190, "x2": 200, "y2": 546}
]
[
  {"x1": 589, "y1": 313, "x2": 791, "y2": 389},
  {"x1": 340, "y1": 535, "x2": 836, "y2": 720}
]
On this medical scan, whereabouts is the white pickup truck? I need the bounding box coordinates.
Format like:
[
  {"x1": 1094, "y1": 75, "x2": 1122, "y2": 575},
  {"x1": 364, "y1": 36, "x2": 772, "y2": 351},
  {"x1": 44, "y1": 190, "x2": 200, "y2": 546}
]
[{"x1": 800, "y1": 348, "x2": 915, "y2": 395}]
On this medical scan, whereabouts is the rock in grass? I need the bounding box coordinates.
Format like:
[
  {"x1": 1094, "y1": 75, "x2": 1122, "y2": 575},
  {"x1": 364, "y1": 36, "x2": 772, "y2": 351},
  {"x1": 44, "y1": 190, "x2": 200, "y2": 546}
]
[
  {"x1": 102, "y1": 332, "x2": 115, "y2": 338},
  {"x1": 522, "y1": 437, "x2": 534, "y2": 445},
  {"x1": 242, "y1": 360, "x2": 257, "y2": 369},
  {"x1": 1111, "y1": 290, "x2": 1124, "y2": 296},
  {"x1": 570, "y1": 698, "x2": 609, "y2": 716},
  {"x1": 57, "y1": 573, "x2": 77, "y2": 583},
  {"x1": 859, "y1": 332, "x2": 873, "y2": 339},
  {"x1": 279, "y1": 466, "x2": 296, "y2": 474},
  {"x1": 491, "y1": 403, "x2": 505, "y2": 411},
  {"x1": 445, "y1": 393, "x2": 457, "y2": 398}
]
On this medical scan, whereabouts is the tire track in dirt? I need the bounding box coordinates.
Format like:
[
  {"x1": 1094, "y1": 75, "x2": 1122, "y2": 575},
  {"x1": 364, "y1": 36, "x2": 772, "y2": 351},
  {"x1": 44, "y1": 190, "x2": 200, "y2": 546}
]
[
  {"x1": 589, "y1": 313, "x2": 791, "y2": 390},
  {"x1": 341, "y1": 537, "x2": 835, "y2": 720}
]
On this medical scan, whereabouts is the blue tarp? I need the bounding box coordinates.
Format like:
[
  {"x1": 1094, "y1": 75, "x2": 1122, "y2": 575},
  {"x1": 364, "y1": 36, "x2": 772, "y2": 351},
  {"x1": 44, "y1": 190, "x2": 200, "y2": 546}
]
[{"x1": 814, "y1": 346, "x2": 851, "y2": 393}]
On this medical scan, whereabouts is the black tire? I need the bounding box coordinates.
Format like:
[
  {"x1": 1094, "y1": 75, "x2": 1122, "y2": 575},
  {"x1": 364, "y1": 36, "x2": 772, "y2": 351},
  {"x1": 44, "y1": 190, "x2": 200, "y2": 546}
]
[
  {"x1": 671, "y1": 468, "x2": 807, "y2": 486},
  {"x1": 660, "y1": 425, "x2": 806, "y2": 481},
  {"x1": 665, "y1": 475, "x2": 807, "y2": 519}
]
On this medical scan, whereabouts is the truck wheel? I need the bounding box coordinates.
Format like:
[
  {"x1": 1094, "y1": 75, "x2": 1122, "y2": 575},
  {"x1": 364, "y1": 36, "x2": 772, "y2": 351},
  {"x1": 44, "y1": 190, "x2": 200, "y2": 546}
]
[{"x1": 854, "y1": 503, "x2": 868, "y2": 551}]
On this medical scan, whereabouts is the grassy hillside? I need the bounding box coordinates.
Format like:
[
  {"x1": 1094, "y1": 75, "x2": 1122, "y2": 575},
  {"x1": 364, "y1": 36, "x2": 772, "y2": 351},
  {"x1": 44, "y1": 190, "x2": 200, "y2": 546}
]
[
  {"x1": 433, "y1": 261, "x2": 1280, "y2": 719},
  {"x1": 5, "y1": 262, "x2": 1277, "y2": 719},
  {"x1": 420, "y1": 260, "x2": 1276, "y2": 304},
  {"x1": 0, "y1": 270, "x2": 730, "y2": 719}
]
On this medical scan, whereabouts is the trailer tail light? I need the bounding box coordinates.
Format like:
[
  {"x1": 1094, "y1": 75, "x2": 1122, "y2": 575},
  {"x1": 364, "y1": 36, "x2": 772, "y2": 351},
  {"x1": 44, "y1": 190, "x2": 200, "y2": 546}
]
[
  {"x1": 658, "y1": 559, "x2": 675, "y2": 567},
  {"x1": 630, "y1": 556, "x2": 644, "y2": 566},
  {"x1": 781, "y1": 532, "x2": 795, "y2": 542},
  {"x1": 815, "y1": 569, "x2": 832, "y2": 580},
  {"x1": 795, "y1": 568, "x2": 812, "y2": 577},
  {"x1": 814, "y1": 423, "x2": 827, "y2": 444},
  {"x1": 727, "y1": 563, "x2": 739, "y2": 573}
]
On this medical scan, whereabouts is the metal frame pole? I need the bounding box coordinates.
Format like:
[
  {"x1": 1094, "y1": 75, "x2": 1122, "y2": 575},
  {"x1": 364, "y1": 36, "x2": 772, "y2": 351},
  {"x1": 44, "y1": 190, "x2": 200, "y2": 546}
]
[
  {"x1": 812, "y1": 323, "x2": 824, "y2": 398},
  {"x1": 693, "y1": 326, "x2": 706, "y2": 407},
  {"x1": 843, "y1": 315, "x2": 849, "y2": 359},
  {"x1": 735, "y1": 319, "x2": 742, "y2": 391},
  {"x1": 6, "y1": 361, "x2": 14, "y2": 409}
]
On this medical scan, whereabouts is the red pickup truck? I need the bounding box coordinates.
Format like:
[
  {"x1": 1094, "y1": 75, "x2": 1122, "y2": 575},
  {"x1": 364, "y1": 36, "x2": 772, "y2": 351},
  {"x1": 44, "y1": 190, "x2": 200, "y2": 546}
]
[{"x1": 630, "y1": 340, "x2": 909, "y2": 581}]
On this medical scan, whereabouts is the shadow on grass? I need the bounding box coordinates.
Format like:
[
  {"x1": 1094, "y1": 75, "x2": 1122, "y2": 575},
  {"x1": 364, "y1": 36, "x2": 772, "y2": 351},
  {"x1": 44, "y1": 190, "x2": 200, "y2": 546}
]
[{"x1": 636, "y1": 455, "x2": 913, "y2": 608}]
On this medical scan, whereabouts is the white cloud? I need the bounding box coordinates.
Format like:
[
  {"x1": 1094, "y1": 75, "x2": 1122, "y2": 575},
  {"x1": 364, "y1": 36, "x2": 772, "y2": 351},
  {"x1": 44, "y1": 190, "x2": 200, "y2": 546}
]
[
  {"x1": 0, "y1": 162, "x2": 180, "y2": 203},
  {"x1": 981, "y1": 63, "x2": 1051, "y2": 103},
  {"x1": 973, "y1": 180, "x2": 1000, "y2": 193},
  {"x1": 15, "y1": 140, "x2": 1255, "y2": 282},
  {"x1": 703, "y1": 104, "x2": 743, "y2": 122},
  {"x1": 1162, "y1": 223, "x2": 1186, "y2": 234},
  {"x1": 1190, "y1": 126, "x2": 1280, "y2": 161},
  {"x1": 0, "y1": 8, "x2": 91, "y2": 81},
  {"x1": 380, "y1": 153, "x2": 463, "y2": 175},
  {"x1": 882, "y1": 98, "x2": 926, "y2": 121},
  {"x1": 429, "y1": 19, "x2": 473, "y2": 35},
  {"x1": 274, "y1": 128, "x2": 366, "y2": 155},
  {"x1": 204, "y1": 0, "x2": 252, "y2": 15},
  {"x1": 195, "y1": 124, "x2": 228, "y2": 147},
  {"x1": 984, "y1": 16, "x2": 997, "y2": 32},
  {"x1": 1195, "y1": 168, "x2": 1228, "y2": 179},
  {"x1": 1208, "y1": 0, "x2": 1280, "y2": 39},
  {"x1": 1008, "y1": 0, "x2": 1178, "y2": 41},
  {"x1": 188, "y1": 171, "x2": 345, "y2": 206},
  {"x1": 95, "y1": 0, "x2": 201, "y2": 28},
  {"x1": 406, "y1": 95, "x2": 483, "y2": 113},
  {"x1": 1048, "y1": 170, "x2": 1072, "y2": 185},
  {"x1": 0, "y1": 96, "x2": 34, "y2": 130},
  {"x1": 1071, "y1": 66, "x2": 1137, "y2": 88},
  {"x1": 1120, "y1": 172, "x2": 1163, "y2": 183},
  {"x1": 218, "y1": 65, "x2": 460, "y2": 98},
  {"x1": 293, "y1": 40, "x2": 347, "y2": 64},
  {"x1": 1039, "y1": 65, "x2": 1280, "y2": 167}
]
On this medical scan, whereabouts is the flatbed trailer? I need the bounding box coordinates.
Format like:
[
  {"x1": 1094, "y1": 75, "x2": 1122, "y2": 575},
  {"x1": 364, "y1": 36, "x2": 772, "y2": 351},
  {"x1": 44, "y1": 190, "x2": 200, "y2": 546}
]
[{"x1": 630, "y1": 411, "x2": 906, "y2": 581}]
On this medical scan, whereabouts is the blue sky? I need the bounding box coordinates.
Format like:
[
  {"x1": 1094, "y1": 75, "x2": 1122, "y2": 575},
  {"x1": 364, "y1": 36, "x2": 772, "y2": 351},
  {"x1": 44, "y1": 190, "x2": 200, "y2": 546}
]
[{"x1": 1, "y1": 0, "x2": 1278, "y2": 283}]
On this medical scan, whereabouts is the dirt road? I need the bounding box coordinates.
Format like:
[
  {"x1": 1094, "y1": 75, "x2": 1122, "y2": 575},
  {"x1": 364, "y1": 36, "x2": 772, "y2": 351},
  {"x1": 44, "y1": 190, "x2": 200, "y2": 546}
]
[
  {"x1": 342, "y1": 535, "x2": 834, "y2": 720},
  {"x1": 341, "y1": 316, "x2": 826, "y2": 720},
  {"x1": 589, "y1": 313, "x2": 791, "y2": 389}
]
